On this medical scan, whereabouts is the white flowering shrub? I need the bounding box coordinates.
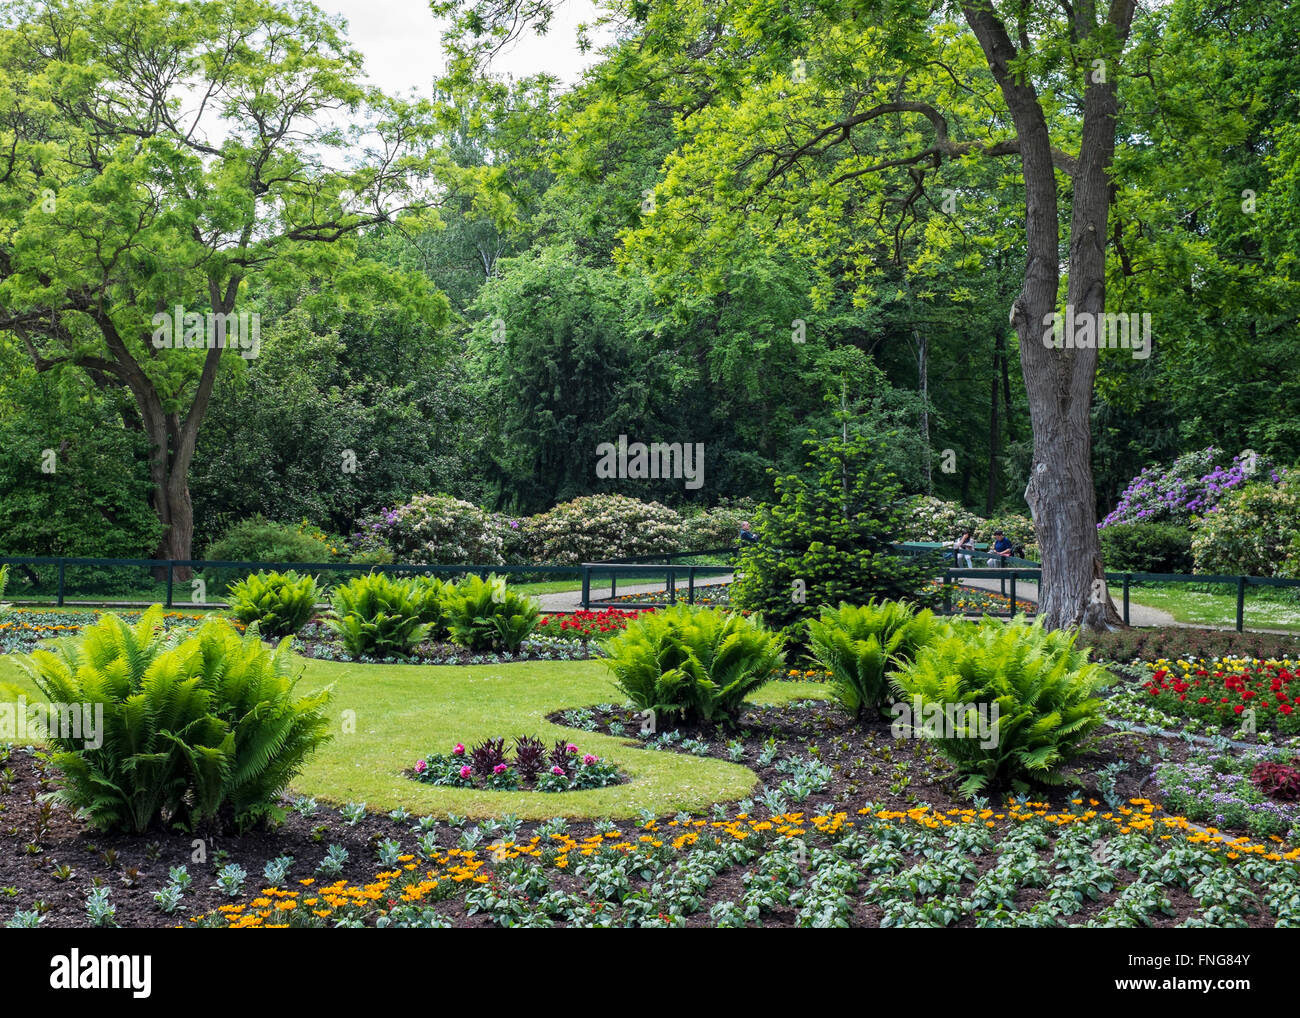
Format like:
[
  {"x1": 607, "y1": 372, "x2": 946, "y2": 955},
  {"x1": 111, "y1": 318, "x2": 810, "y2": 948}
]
[
  {"x1": 1192, "y1": 478, "x2": 1300, "y2": 577},
  {"x1": 902, "y1": 496, "x2": 984, "y2": 543},
  {"x1": 680, "y1": 498, "x2": 758, "y2": 550},
  {"x1": 354, "y1": 494, "x2": 505, "y2": 565},
  {"x1": 524, "y1": 495, "x2": 689, "y2": 564},
  {"x1": 900, "y1": 497, "x2": 1036, "y2": 550}
]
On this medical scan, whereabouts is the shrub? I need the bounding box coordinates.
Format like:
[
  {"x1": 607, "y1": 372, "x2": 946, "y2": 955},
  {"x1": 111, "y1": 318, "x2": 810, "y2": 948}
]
[
  {"x1": 1100, "y1": 447, "x2": 1282, "y2": 530},
  {"x1": 325, "y1": 573, "x2": 437, "y2": 659},
  {"x1": 1099, "y1": 522, "x2": 1194, "y2": 574},
  {"x1": 1191, "y1": 476, "x2": 1300, "y2": 577},
  {"x1": 20, "y1": 607, "x2": 333, "y2": 832},
  {"x1": 523, "y1": 494, "x2": 688, "y2": 564},
  {"x1": 441, "y1": 574, "x2": 540, "y2": 652},
  {"x1": 1078, "y1": 625, "x2": 1300, "y2": 664},
  {"x1": 680, "y1": 498, "x2": 759, "y2": 551},
  {"x1": 204, "y1": 516, "x2": 333, "y2": 593},
  {"x1": 227, "y1": 571, "x2": 320, "y2": 638},
  {"x1": 890, "y1": 618, "x2": 1111, "y2": 796},
  {"x1": 353, "y1": 494, "x2": 505, "y2": 565},
  {"x1": 902, "y1": 496, "x2": 985, "y2": 543},
  {"x1": 600, "y1": 604, "x2": 785, "y2": 723},
  {"x1": 807, "y1": 600, "x2": 942, "y2": 718},
  {"x1": 730, "y1": 431, "x2": 940, "y2": 631}
]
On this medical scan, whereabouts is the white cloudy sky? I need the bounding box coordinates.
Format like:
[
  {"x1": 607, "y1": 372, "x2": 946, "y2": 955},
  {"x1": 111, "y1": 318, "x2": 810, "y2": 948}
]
[{"x1": 312, "y1": 0, "x2": 609, "y2": 96}]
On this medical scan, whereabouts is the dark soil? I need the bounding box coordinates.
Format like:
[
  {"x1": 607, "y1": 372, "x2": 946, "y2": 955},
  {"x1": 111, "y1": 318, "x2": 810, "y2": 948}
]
[{"x1": 0, "y1": 686, "x2": 1282, "y2": 929}]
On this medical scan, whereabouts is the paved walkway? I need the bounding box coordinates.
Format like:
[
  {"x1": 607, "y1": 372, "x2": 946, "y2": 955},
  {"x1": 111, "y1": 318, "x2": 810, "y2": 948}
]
[
  {"x1": 957, "y1": 575, "x2": 1176, "y2": 627},
  {"x1": 536, "y1": 575, "x2": 734, "y2": 612},
  {"x1": 537, "y1": 572, "x2": 1298, "y2": 635}
]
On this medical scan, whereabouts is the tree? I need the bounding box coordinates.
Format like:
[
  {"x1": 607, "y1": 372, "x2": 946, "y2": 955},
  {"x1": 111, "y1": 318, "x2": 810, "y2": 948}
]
[
  {"x1": 730, "y1": 427, "x2": 939, "y2": 633},
  {"x1": 433, "y1": 0, "x2": 1150, "y2": 628},
  {"x1": 0, "y1": 0, "x2": 447, "y2": 566}
]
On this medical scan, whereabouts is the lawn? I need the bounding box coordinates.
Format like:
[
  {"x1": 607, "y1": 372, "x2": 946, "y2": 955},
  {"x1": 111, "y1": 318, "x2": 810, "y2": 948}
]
[
  {"x1": 0, "y1": 651, "x2": 830, "y2": 820},
  {"x1": 1127, "y1": 582, "x2": 1300, "y2": 633}
]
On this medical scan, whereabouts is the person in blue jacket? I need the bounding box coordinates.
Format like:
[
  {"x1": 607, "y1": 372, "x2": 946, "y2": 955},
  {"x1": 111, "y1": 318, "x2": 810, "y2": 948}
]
[
  {"x1": 739, "y1": 520, "x2": 759, "y2": 544},
  {"x1": 986, "y1": 530, "x2": 1013, "y2": 566}
]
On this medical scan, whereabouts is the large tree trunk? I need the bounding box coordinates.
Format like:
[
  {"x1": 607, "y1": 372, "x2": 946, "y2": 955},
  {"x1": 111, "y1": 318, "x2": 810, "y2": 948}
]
[{"x1": 965, "y1": 1, "x2": 1133, "y2": 630}]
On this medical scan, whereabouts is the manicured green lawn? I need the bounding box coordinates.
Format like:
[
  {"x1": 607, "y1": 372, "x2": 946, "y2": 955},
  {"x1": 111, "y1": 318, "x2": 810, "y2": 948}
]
[
  {"x1": 1128, "y1": 582, "x2": 1300, "y2": 633},
  {"x1": 0, "y1": 652, "x2": 830, "y2": 820}
]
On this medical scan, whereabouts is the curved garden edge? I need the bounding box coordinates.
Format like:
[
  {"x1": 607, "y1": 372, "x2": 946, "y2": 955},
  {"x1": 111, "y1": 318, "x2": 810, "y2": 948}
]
[{"x1": 275, "y1": 658, "x2": 832, "y2": 821}]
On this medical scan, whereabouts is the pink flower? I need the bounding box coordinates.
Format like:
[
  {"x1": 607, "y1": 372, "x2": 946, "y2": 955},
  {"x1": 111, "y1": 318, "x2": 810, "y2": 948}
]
[
  {"x1": 414, "y1": 759, "x2": 427, "y2": 774},
  {"x1": 551, "y1": 766, "x2": 566, "y2": 776},
  {"x1": 565, "y1": 743, "x2": 578, "y2": 754},
  {"x1": 582, "y1": 754, "x2": 597, "y2": 765},
  {"x1": 459, "y1": 765, "x2": 471, "y2": 779},
  {"x1": 452, "y1": 743, "x2": 465, "y2": 756},
  {"x1": 493, "y1": 763, "x2": 507, "y2": 774}
]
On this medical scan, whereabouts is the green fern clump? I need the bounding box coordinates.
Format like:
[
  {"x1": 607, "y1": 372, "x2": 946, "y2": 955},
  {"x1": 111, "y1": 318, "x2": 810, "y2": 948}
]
[
  {"x1": 441, "y1": 574, "x2": 540, "y2": 652},
  {"x1": 325, "y1": 572, "x2": 434, "y2": 659},
  {"x1": 806, "y1": 599, "x2": 942, "y2": 718},
  {"x1": 19, "y1": 607, "x2": 333, "y2": 833},
  {"x1": 600, "y1": 604, "x2": 785, "y2": 724},
  {"x1": 227, "y1": 570, "x2": 320, "y2": 638},
  {"x1": 889, "y1": 617, "x2": 1111, "y2": 797}
]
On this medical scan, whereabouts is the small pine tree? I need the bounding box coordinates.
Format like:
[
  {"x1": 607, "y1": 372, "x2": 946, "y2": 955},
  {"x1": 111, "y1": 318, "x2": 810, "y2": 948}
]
[{"x1": 730, "y1": 429, "x2": 940, "y2": 632}]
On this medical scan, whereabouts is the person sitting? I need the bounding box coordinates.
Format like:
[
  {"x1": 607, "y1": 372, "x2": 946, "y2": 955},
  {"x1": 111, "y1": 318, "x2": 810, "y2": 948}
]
[
  {"x1": 952, "y1": 530, "x2": 975, "y2": 568},
  {"x1": 738, "y1": 520, "x2": 759, "y2": 544},
  {"x1": 987, "y1": 530, "x2": 1013, "y2": 567}
]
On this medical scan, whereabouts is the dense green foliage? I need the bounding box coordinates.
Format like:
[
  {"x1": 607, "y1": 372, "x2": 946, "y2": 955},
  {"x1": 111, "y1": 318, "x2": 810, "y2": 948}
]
[
  {"x1": 600, "y1": 604, "x2": 785, "y2": 724},
  {"x1": 1099, "y1": 524, "x2": 1195, "y2": 575},
  {"x1": 731, "y1": 431, "x2": 939, "y2": 632},
  {"x1": 440, "y1": 574, "x2": 541, "y2": 652},
  {"x1": 326, "y1": 573, "x2": 440, "y2": 660},
  {"x1": 807, "y1": 601, "x2": 942, "y2": 719},
  {"x1": 227, "y1": 571, "x2": 321, "y2": 639},
  {"x1": 891, "y1": 620, "x2": 1111, "y2": 796},
  {"x1": 19, "y1": 608, "x2": 333, "y2": 832}
]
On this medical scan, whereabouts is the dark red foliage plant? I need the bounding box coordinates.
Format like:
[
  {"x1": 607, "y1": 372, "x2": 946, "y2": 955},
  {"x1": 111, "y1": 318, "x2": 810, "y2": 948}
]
[{"x1": 1251, "y1": 759, "x2": 1300, "y2": 801}]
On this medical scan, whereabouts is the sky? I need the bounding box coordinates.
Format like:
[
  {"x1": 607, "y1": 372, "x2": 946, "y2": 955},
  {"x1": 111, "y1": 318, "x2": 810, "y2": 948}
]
[{"x1": 311, "y1": 0, "x2": 609, "y2": 96}]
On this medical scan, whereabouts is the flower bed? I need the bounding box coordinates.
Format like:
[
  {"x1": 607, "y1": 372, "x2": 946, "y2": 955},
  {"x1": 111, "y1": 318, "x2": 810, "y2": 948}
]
[
  {"x1": 1152, "y1": 748, "x2": 1300, "y2": 841},
  {"x1": 1142, "y1": 658, "x2": 1300, "y2": 735},
  {"x1": 0, "y1": 608, "x2": 243, "y2": 655},
  {"x1": 534, "y1": 608, "x2": 648, "y2": 642},
  {"x1": 410, "y1": 738, "x2": 623, "y2": 792}
]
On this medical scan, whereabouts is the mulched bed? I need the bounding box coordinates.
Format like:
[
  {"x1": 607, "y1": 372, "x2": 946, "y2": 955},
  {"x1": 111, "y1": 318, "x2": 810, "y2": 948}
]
[{"x1": 5, "y1": 675, "x2": 1290, "y2": 929}]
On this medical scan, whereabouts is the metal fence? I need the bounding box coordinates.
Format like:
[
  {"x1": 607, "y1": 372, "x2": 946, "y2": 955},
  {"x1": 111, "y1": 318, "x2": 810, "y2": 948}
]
[{"x1": 5, "y1": 548, "x2": 1296, "y2": 633}]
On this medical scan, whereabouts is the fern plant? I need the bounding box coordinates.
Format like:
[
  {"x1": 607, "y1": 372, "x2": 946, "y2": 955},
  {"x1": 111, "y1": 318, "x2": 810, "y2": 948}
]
[
  {"x1": 600, "y1": 604, "x2": 785, "y2": 723},
  {"x1": 806, "y1": 600, "x2": 942, "y2": 718},
  {"x1": 227, "y1": 570, "x2": 320, "y2": 638},
  {"x1": 889, "y1": 617, "x2": 1111, "y2": 796},
  {"x1": 19, "y1": 607, "x2": 332, "y2": 833},
  {"x1": 441, "y1": 574, "x2": 540, "y2": 652},
  {"x1": 326, "y1": 572, "x2": 433, "y2": 659}
]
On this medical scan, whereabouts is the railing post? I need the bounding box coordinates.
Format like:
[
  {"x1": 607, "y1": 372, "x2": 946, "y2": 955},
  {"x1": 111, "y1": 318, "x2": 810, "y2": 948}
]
[
  {"x1": 667, "y1": 568, "x2": 676, "y2": 605},
  {"x1": 57, "y1": 557, "x2": 65, "y2": 607},
  {"x1": 611, "y1": 573, "x2": 617, "y2": 600},
  {"x1": 581, "y1": 566, "x2": 590, "y2": 610},
  {"x1": 1009, "y1": 573, "x2": 1016, "y2": 618},
  {"x1": 1122, "y1": 574, "x2": 1130, "y2": 626},
  {"x1": 688, "y1": 566, "x2": 696, "y2": 604},
  {"x1": 943, "y1": 571, "x2": 952, "y2": 615},
  {"x1": 1236, "y1": 576, "x2": 1246, "y2": 633},
  {"x1": 166, "y1": 561, "x2": 174, "y2": 609}
]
